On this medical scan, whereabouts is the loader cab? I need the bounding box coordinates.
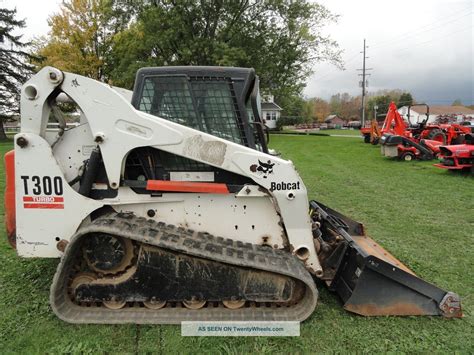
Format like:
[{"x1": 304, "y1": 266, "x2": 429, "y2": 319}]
[
  {"x1": 123, "y1": 66, "x2": 264, "y2": 189},
  {"x1": 131, "y1": 66, "x2": 268, "y2": 153}
]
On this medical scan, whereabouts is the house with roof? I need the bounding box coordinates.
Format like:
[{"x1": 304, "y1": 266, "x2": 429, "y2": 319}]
[
  {"x1": 261, "y1": 95, "x2": 282, "y2": 129},
  {"x1": 324, "y1": 114, "x2": 345, "y2": 128},
  {"x1": 398, "y1": 105, "x2": 474, "y2": 124}
]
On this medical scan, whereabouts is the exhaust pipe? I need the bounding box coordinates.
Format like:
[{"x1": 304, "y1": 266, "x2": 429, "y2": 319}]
[{"x1": 309, "y1": 200, "x2": 462, "y2": 317}]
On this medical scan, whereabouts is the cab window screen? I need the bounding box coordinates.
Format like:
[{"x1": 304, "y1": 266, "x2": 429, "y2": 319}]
[{"x1": 138, "y1": 75, "x2": 246, "y2": 145}]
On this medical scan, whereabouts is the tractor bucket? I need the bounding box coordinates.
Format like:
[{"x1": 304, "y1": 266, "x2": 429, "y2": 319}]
[{"x1": 310, "y1": 200, "x2": 462, "y2": 317}]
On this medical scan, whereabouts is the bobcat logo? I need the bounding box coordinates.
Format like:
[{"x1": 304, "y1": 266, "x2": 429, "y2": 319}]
[{"x1": 250, "y1": 160, "x2": 275, "y2": 178}]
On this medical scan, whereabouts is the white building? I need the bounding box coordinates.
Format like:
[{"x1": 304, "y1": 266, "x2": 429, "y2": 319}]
[
  {"x1": 261, "y1": 94, "x2": 282, "y2": 129},
  {"x1": 398, "y1": 105, "x2": 474, "y2": 124}
]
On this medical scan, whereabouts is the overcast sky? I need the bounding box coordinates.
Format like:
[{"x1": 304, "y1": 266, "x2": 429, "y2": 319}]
[
  {"x1": 3, "y1": 0, "x2": 473, "y2": 105},
  {"x1": 308, "y1": 0, "x2": 473, "y2": 105}
]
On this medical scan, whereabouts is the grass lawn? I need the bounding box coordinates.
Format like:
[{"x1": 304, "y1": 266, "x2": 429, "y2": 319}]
[
  {"x1": 0, "y1": 136, "x2": 472, "y2": 353},
  {"x1": 286, "y1": 128, "x2": 362, "y2": 136},
  {"x1": 325, "y1": 128, "x2": 362, "y2": 136}
]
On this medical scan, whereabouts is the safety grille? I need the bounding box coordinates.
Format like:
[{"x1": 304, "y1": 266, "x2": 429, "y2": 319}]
[{"x1": 138, "y1": 75, "x2": 247, "y2": 146}]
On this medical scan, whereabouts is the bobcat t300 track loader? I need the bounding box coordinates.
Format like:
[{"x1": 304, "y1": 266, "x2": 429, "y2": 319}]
[{"x1": 3, "y1": 66, "x2": 461, "y2": 323}]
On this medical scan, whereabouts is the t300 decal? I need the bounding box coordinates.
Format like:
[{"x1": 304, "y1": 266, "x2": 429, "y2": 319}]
[{"x1": 21, "y1": 176, "x2": 64, "y2": 209}]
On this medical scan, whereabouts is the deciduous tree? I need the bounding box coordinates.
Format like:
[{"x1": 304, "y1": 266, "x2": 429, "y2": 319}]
[
  {"x1": 329, "y1": 93, "x2": 360, "y2": 120},
  {"x1": 311, "y1": 97, "x2": 330, "y2": 122},
  {"x1": 398, "y1": 92, "x2": 414, "y2": 107},
  {"x1": 109, "y1": 0, "x2": 341, "y2": 99},
  {"x1": 34, "y1": 0, "x2": 131, "y2": 80}
]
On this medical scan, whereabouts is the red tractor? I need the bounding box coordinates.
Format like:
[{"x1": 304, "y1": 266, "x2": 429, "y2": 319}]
[
  {"x1": 380, "y1": 103, "x2": 471, "y2": 161},
  {"x1": 406, "y1": 104, "x2": 471, "y2": 144},
  {"x1": 434, "y1": 134, "x2": 474, "y2": 174}
]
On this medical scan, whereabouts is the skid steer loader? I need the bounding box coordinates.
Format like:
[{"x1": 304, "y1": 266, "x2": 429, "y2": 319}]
[{"x1": 3, "y1": 66, "x2": 461, "y2": 324}]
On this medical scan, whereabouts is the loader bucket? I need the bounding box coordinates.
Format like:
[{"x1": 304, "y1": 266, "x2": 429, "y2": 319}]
[{"x1": 310, "y1": 200, "x2": 462, "y2": 317}]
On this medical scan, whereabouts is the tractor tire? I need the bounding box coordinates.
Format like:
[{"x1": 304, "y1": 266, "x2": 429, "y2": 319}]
[
  {"x1": 364, "y1": 134, "x2": 370, "y2": 143},
  {"x1": 400, "y1": 152, "x2": 415, "y2": 161},
  {"x1": 427, "y1": 129, "x2": 446, "y2": 144},
  {"x1": 371, "y1": 137, "x2": 379, "y2": 145}
]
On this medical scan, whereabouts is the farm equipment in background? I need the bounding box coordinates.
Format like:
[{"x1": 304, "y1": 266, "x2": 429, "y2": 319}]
[
  {"x1": 361, "y1": 119, "x2": 382, "y2": 144},
  {"x1": 380, "y1": 103, "x2": 471, "y2": 161},
  {"x1": 434, "y1": 134, "x2": 474, "y2": 173},
  {"x1": 404, "y1": 104, "x2": 471, "y2": 144},
  {"x1": 3, "y1": 66, "x2": 462, "y2": 324},
  {"x1": 361, "y1": 102, "x2": 407, "y2": 144}
]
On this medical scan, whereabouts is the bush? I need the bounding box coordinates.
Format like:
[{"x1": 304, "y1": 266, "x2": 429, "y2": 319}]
[{"x1": 276, "y1": 116, "x2": 304, "y2": 131}]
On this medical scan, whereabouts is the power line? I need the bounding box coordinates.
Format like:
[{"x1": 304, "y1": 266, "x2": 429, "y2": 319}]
[
  {"x1": 311, "y1": 51, "x2": 361, "y2": 81},
  {"x1": 371, "y1": 7, "x2": 473, "y2": 49},
  {"x1": 371, "y1": 13, "x2": 473, "y2": 55},
  {"x1": 313, "y1": 22, "x2": 473, "y2": 87},
  {"x1": 385, "y1": 24, "x2": 473, "y2": 56}
]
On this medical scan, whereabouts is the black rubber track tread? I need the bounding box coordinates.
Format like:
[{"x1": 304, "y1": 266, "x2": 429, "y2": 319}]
[{"x1": 50, "y1": 212, "x2": 318, "y2": 324}]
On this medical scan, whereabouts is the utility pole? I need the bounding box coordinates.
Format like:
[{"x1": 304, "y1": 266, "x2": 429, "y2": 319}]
[{"x1": 357, "y1": 39, "x2": 372, "y2": 127}]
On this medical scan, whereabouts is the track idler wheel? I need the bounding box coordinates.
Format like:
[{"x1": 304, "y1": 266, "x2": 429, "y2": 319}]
[
  {"x1": 103, "y1": 297, "x2": 127, "y2": 310},
  {"x1": 183, "y1": 299, "x2": 206, "y2": 309},
  {"x1": 144, "y1": 299, "x2": 166, "y2": 309},
  {"x1": 70, "y1": 273, "x2": 97, "y2": 293},
  {"x1": 223, "y1": 300, "x2": 246, "y2": 309}
]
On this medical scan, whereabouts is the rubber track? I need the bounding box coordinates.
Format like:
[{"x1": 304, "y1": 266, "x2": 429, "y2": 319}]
[{"x1": 50, "y1": 212, "x2": 318, "y2": 324}]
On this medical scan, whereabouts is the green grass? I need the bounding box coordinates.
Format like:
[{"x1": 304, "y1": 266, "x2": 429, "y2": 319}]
[
  {"x1": 325, "y1": 128, "x2": 362, "y2": 136},
  {"x1": 0, "y1": 136, "x2": 472, "y2": 353},
  {"x1": 286, "y1": 128, "x2": 361, "y2": 136}
]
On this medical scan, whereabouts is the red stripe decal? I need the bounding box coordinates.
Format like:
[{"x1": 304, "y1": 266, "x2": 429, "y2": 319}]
[
  {"x1": 146, "y1": 180, "x2": 229, "y2": 194},
  {"x1": 23, "y1": 196, "x2": 64, "y2": 202},
  {"x1": 24, "y1": 203, "x2": 64, "y2": 209}
]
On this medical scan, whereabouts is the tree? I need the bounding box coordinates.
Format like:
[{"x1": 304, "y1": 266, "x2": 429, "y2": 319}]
[
  {"x1": 328, "y1": 93, "x2": 360, "y2": 120},
  {"x1": 108, "y1": 0, "x2": 341, "y2": 97},
  {"x1": 34, "y1": 0, "x2": 132, "y2": 80},
  {"x1": 367, "y1": 95, "x2": 391, "y2": 120},
  {"x1": 301, "y1": 99, "x2": 315, "y2": 123},
  {"x1": 306, "y1": 97, "x2": 330, "y2": 122},
  {"x1": 0, "y1": 8, "x2": 34, "y2": 140},
  {"x1": 452, "y1": 99, "x2": 463, "y2": 106},
  {"x1": 365, "y1": 90, "x2": 415, "y2": 119},
  {"x1": 398, "y1": 92, "x2": 413, "y2": 107},
  {"x1": 281, "y1": 95, "x2": 306, "y2": 117}
]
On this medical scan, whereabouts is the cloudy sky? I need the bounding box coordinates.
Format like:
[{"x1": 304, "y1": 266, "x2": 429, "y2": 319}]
[
  {"x1": 3, "y1": 0, "x2": 473, "y2": 105},
  {"x1": 308, "y1": 0, "x2": 473, "y2": 105}
]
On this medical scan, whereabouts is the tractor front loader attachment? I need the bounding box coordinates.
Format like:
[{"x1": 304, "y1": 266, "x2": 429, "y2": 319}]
[{"x1": 310, "y1": 200, "x2": 462, "y2": 317}]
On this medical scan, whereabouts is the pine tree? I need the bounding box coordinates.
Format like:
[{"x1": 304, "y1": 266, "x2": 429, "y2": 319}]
[{"x1": 0, "y1": 8, "x2": 34, "y2": 140}]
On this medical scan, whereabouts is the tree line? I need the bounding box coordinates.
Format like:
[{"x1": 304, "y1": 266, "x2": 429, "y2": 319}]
[
  {"x1": 281, "y1": 90, "x2": 415, "y2": 126},
  {"x1": 1, "y1": 1, "x2": 469, "y2": 139},
  {"x1": 1, "y1": 0, "x2": 341, "y2": 139}
]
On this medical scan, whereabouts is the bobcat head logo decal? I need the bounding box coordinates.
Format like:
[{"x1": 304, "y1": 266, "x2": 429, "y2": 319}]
[{"x1": 250, "y1": 160, "x2": 275, "y2": 178}]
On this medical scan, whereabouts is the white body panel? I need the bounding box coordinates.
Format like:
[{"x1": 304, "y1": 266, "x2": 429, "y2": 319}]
[
  {"x1": 15, "y1": 134, "x2": 103, "y2": 256},
  {"x1": 116, "y1": 191, "x2": 285, "y2": 248},
  {"x1": 15, "y1": 67, "x2": 322, "y2": 274}
]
